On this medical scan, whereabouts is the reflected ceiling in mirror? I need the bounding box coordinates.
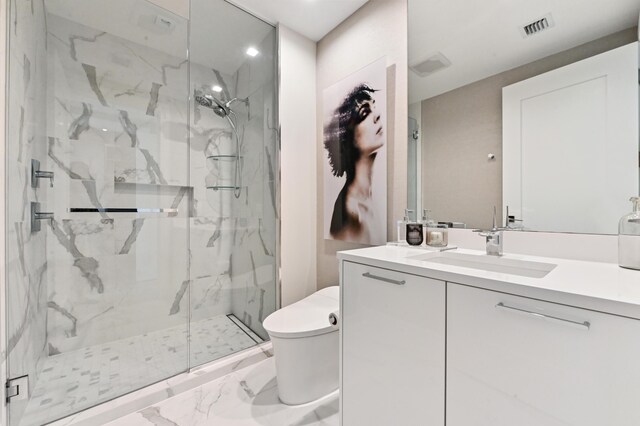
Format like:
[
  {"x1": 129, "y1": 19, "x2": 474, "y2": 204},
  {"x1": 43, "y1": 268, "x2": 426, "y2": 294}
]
[{"x1": 408, "y1": 0, "x2": 640, "y2": 234}]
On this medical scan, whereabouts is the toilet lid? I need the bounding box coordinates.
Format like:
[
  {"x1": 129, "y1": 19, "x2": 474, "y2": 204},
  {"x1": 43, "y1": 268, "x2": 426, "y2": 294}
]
[{"x1": 263, "y1": 286, "x2": 339, "y2": 339}]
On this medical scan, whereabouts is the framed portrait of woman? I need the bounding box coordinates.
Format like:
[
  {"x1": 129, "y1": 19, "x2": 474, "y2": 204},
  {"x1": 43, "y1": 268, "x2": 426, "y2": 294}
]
[{"x1": 322, "y1": 57, "x2": 387, "y2": 245}]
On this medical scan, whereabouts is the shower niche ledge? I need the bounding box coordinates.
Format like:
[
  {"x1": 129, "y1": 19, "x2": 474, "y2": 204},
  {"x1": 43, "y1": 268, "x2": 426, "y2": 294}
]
[
  {"x1": 114, "y1": 181, "x2": 193, "y2": 189},
  {"x1": 206, "y1": 185, "x2": 242, "y2": 191},
  {"x1": 207, "y1": 154, "x2": 242, "y2": 160}
]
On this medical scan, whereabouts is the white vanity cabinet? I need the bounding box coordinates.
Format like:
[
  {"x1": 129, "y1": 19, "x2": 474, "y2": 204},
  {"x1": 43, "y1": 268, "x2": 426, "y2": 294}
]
[
  {"x1": 447, "y1": 283, "x2": 640, "y2": 426},
  {"x1": 340, "y1": 261, "x2": 445, "y2": 426}
]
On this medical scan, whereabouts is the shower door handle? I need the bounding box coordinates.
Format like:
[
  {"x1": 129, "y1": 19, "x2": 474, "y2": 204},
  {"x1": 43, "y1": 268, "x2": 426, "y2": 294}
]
[{"x1": 69, "y1": 208, "x2": 178, "y2": 213}]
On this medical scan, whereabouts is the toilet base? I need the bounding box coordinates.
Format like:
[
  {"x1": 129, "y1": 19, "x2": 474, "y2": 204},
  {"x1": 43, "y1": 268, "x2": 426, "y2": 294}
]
[
  {"x1": 278, "y1": 388, "x2": 339, "y2": 407},
  {"x1": 271, "y1": 330, "x2": 339, "y2": 405}
]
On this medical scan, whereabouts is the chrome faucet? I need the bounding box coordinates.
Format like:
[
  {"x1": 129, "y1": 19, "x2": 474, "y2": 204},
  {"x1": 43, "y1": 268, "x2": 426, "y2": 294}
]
[
  {"x1": 473, "y1": 206, "x2": 503, "y2": 256},
  {"x1": 504, "y1": 205, "x2": 523, "y2": 229}
]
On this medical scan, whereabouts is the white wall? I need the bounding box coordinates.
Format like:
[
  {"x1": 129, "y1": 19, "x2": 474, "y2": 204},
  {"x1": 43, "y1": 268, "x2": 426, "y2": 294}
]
[
  {"x1": 279, "y1": 25, "x2": 318, "y2": 306},
  {"x1": 316, "y1": 0, "x2": 408, "y2": 288}
]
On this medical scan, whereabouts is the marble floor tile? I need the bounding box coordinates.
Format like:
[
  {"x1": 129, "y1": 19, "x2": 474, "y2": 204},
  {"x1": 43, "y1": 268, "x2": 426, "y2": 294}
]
[
  {"x1": 20, "y1": 315, "x2": 260, "y2": 426},
  {"x1": 105, "y1": 357, "x2": 340, "y2": 426}
]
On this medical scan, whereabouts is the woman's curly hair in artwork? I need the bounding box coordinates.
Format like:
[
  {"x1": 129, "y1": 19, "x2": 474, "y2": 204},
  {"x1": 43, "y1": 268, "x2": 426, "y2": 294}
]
[{"x1": 324, "y1": 84, "x2": 378, "y2": 178}]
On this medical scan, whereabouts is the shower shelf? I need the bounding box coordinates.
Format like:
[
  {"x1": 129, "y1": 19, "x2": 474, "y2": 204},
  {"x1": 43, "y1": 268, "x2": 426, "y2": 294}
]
[{"x1": 207, "y1": 154, "x2": 242, "y2": 192}]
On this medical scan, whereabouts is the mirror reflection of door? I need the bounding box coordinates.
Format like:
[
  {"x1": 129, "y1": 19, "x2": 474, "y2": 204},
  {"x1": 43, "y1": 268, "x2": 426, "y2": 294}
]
[{"x1": 503, "y1": 44, "x2": 638, "y2": 234}]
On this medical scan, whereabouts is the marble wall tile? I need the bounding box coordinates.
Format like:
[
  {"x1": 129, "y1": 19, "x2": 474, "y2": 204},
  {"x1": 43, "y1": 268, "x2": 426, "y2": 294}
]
[
  {"x1": 46, "y1": 14, "x2": 188, "y2": 109},
  {"x1": 46, "y1": 217, "x2": 189, "y2": 354},
  {"x1": 187, "y1": 62, "x2": 240, "y2": 362},
  {"x1": 188, "y1": 42, "x2": 278, "y2": 349},
  {"x1": 46, "y1": 14, "x2": 190, "y2": 189},
  {"x1": 229, "y1": 218, "x2": 276, "y2": 340},
  {"x1": 225, "y1": 29, "x2": 278, "y2": 339},
  {"x1": 44, "y1": 9, "x2": 191, "y2": 358},
  {"x1": 189, "y1": 217, "x2": 235, "y2": 322}
]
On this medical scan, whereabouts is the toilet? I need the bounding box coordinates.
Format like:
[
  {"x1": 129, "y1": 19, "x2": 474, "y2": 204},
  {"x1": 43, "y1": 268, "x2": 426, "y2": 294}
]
[{"x1": 263, "y1": 286, "x2": 339, "y2": 405}]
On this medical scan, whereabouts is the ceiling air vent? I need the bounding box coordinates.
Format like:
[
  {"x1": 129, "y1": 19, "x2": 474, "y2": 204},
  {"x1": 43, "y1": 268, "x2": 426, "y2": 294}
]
[
  {"x1": 410, "y1": 52, "x2": 451, "y2": 78},
  {"x1": 520, "y1": 13, "x2": 555, "y2": 38}
]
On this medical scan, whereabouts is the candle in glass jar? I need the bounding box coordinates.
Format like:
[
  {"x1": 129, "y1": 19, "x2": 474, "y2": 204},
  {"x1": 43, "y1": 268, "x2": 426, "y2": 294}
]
[{"x1": 429, "y1": 231, "x2": 443, "y2": 245}]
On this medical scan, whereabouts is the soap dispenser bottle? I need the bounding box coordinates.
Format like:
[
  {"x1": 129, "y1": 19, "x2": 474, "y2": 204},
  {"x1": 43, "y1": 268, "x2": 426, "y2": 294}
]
[
  {"x1": 421, "y1": 209, "x2": 436, "y2": 229},
  {"x1": 397, "y1": 209, "x2": 412, "y2": 243},
  {"x1": 406, "y1": 213, "x2": 424, "y2": 246},
  {"x1": 619, "y1": 197, "x2": 640, "y2": 270}
]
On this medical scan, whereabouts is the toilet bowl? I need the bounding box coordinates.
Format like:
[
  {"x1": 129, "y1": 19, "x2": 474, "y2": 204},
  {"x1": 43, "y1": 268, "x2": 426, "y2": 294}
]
[{"x1": 263, "y1": 286, "x2": 339, "y2": 405}]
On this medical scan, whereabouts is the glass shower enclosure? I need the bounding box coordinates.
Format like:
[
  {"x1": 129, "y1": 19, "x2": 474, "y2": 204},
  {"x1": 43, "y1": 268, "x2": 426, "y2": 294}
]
[{"x1": 5, "y1": 0, "x2": 278, "y2": 424}]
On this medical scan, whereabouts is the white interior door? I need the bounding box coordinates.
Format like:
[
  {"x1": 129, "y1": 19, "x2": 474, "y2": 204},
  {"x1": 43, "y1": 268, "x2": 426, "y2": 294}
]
[{"x1": 503, "y1": 42, "x2": 639, "y2": 234}]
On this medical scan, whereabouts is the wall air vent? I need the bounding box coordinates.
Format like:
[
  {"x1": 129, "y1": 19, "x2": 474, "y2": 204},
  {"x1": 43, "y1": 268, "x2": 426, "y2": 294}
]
[
  {"x1": 520, "y1": 13, "x2": 555, "y2": 38},
  {"x1": 410, "y1": 52, "x2": 451, "y2": 78}
]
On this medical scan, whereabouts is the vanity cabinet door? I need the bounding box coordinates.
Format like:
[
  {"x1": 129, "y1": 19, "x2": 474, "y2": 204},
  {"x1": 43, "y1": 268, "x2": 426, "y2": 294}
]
[
  {"x1": 447, "y1": 283, "x2": 640, "y2": 426},
  {"x1": 341, "y1": 261, "x2": 445, "y2": 426}
]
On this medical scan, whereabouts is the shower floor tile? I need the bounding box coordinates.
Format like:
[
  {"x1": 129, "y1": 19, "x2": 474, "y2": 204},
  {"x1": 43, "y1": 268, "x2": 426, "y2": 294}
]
[{"x1": 20, "y1": 314, "x2": 261, "y2": 426}]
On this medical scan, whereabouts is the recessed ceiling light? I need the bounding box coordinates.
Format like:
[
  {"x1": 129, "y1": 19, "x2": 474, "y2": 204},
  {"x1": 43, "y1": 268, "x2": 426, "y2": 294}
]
[
  {"x1": 246, "y1": 47, "x2": 259, "y2": 57},
  {"x1": 212, "y1": 85, "x2": 222, "y2": 93},
  {"x1": 102, "y1": 128, "x2": 108, "y2": 132}
]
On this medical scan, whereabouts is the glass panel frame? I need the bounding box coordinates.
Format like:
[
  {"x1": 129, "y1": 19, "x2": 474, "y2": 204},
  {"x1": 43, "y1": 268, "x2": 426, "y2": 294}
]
[{"x1": 6, "y1": 1, "x2": 190, "y2": 424}]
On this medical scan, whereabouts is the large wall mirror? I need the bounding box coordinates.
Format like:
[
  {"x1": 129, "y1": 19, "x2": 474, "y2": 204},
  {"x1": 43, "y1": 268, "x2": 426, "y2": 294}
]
[{"x1": 408, "y1": 0, "x2": 640, "y2": 234}]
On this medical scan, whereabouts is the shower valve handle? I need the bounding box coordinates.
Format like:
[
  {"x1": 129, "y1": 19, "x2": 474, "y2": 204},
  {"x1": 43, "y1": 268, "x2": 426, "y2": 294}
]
[{"x1": 31, "y1": 159, "x2": 55, "y2": 188}]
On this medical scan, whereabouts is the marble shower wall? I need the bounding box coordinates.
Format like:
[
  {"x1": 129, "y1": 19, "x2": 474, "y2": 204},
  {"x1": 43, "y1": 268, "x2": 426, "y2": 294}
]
[
  {"x1": 188, "y1": 28, "x2": 278, "y2": 341},
  {"x1": 43, "y1": 4, "x2": 278, "y2": 353},
  {"x1": 7, "y1": 5, "x2": 277, "y2": 402},
  {"x1": 6, "y1": 0, "x2": 49, "y2": 420},
  {"x1": 188, "y1": 62, "x2": 237, "y2": 329},
  {"x1": 227, "y1": 31, "x2": 278, "y2": 340},
  {"x1": 44, "y1": 12, "x2": 192, "y2": 354}
]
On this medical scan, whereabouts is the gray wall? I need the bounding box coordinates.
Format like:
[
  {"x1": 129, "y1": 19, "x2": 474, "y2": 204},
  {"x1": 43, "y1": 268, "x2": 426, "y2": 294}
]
[{"x1": 421, "y1": 27, "x2": 637, "y2": 230}]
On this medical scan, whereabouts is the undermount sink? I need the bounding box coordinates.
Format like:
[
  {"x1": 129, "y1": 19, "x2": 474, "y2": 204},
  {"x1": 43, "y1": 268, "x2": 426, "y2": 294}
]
[{"x1": 409, "y1": 252, "x2": 557, "y2": 279}]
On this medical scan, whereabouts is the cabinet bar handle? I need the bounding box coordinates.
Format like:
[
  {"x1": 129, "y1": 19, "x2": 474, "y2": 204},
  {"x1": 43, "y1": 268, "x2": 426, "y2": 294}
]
[
  {"x1": 495, "y1": 302, "x2": 590, "y2": 331},
  {"x1": 362, "y1": 272, "x2": 405, "y2": 285}
]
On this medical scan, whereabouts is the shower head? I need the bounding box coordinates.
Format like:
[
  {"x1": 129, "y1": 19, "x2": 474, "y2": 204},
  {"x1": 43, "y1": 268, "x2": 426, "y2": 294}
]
[
  {"x1": 195, "y1": 91, "x2": 231, "y2": 118},
  {"x1": 194, "y1": 92, "x2": 213, "y2": 108}
]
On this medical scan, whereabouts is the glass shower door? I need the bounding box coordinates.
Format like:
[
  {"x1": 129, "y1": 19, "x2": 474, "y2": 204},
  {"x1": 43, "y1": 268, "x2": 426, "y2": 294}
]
[
  {"x1": 187, "y1": 0, "x2": 278, "y2": 368},
  {"x1": 6, "y1": 0, "x2": 190, "y2": 424}
]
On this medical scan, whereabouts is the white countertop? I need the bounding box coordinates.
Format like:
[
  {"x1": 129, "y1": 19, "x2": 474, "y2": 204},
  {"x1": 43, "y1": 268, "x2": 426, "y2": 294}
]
[{"x1": 338, "y1": 245, "x2": 640, "y2": 320}]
